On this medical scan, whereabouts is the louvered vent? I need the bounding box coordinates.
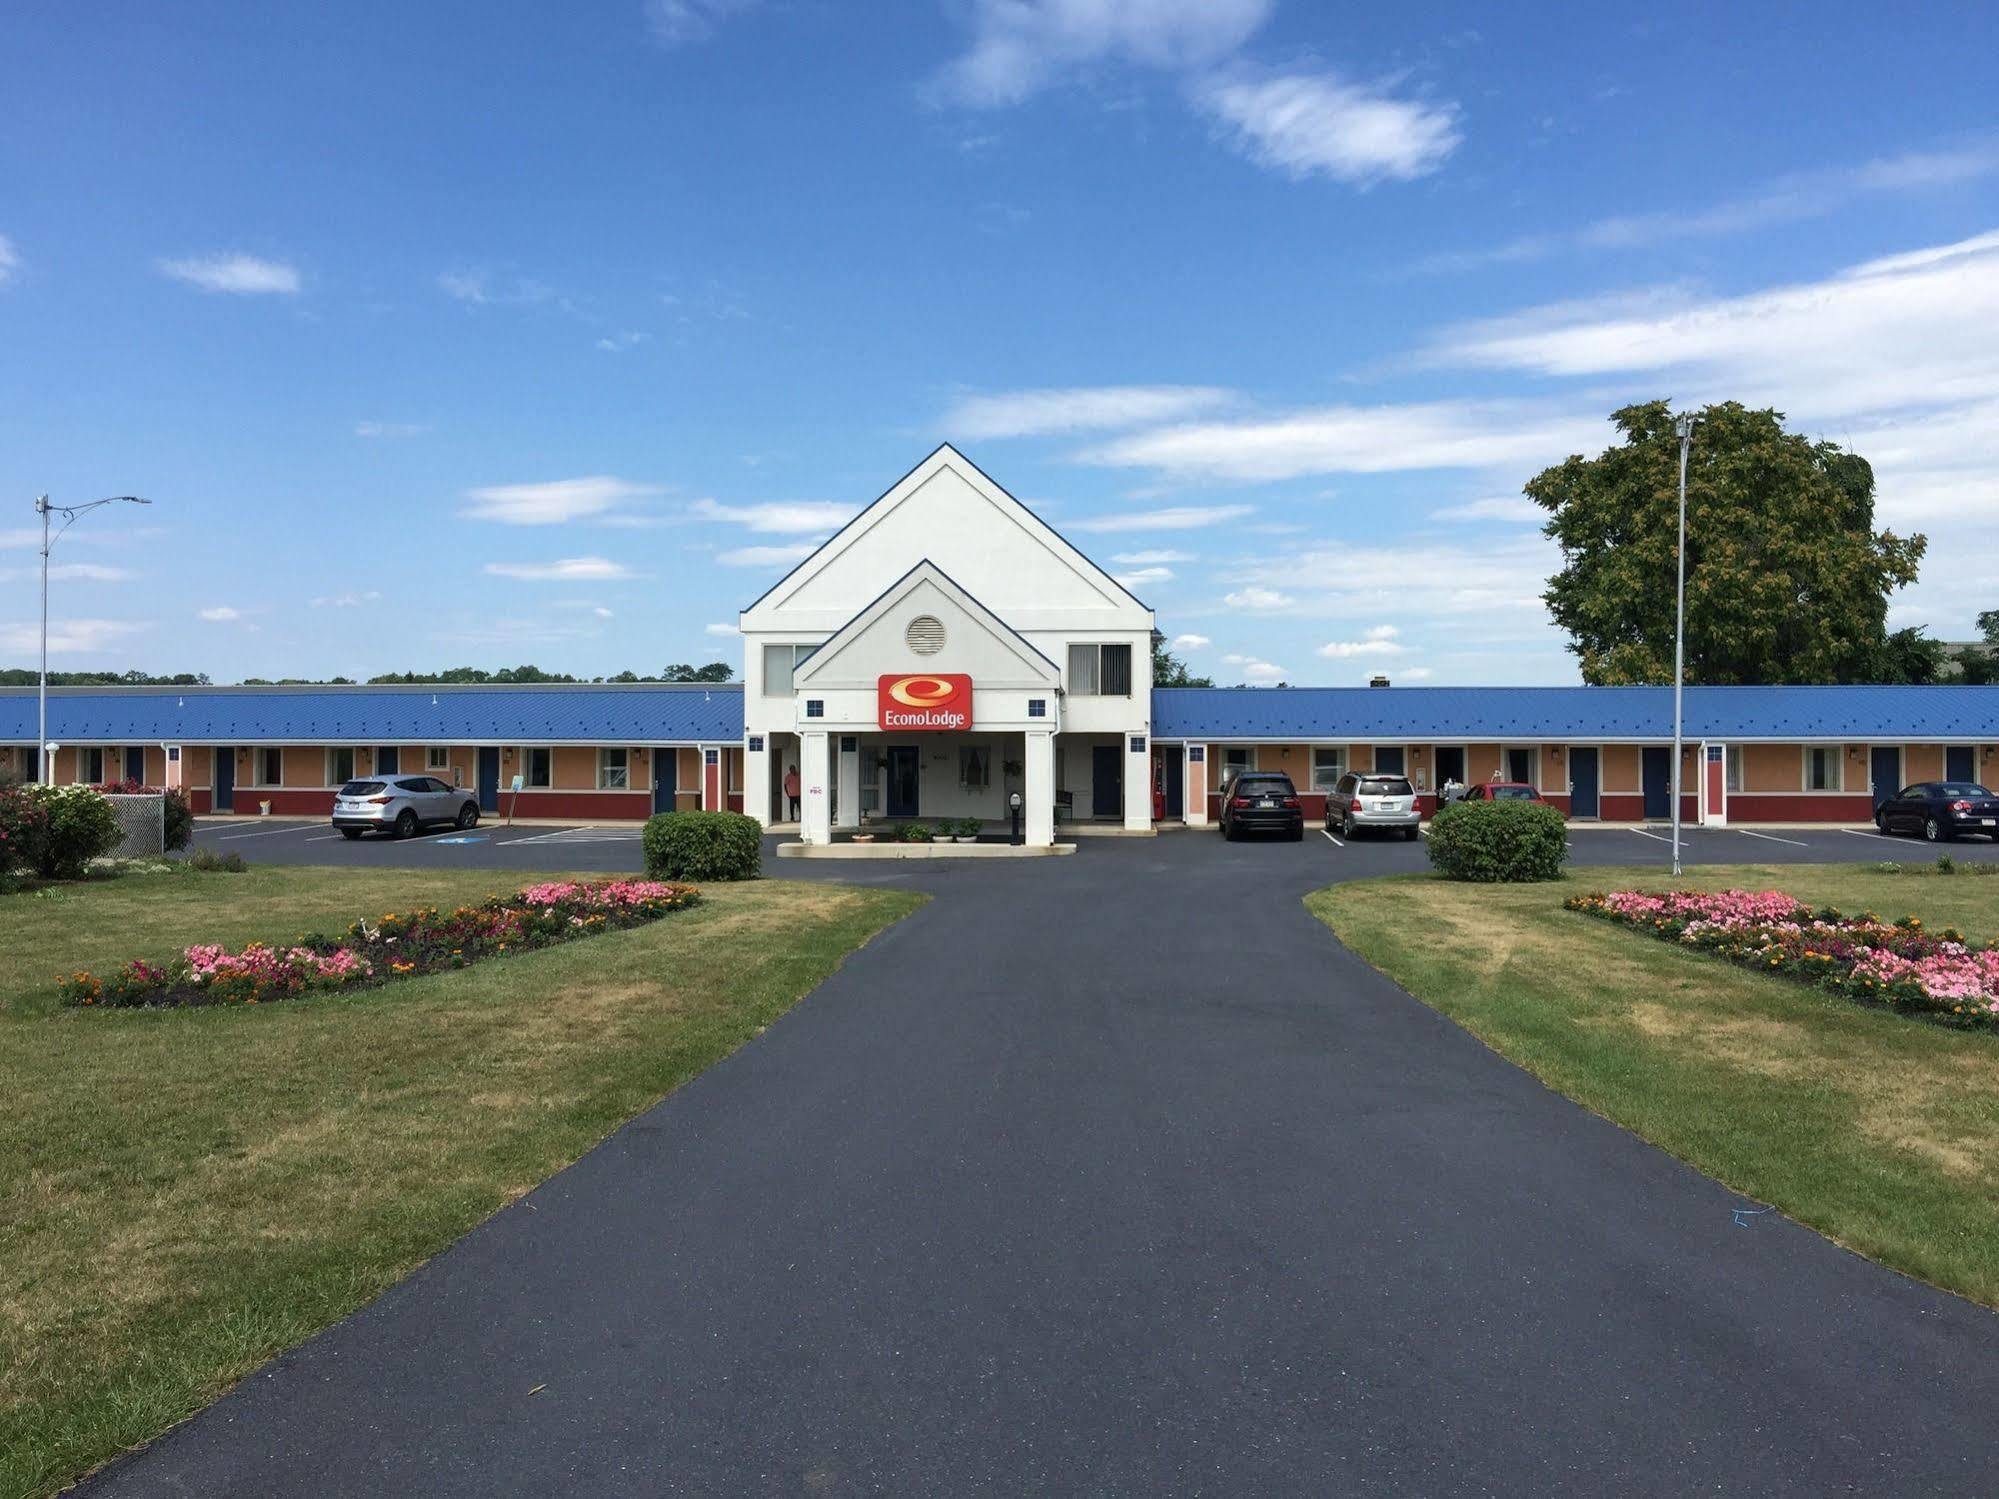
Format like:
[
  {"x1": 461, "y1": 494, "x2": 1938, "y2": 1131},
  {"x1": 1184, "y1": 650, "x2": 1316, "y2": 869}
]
[{"x1": 905, "y1": 615, "x2": 946, "y2": 656}]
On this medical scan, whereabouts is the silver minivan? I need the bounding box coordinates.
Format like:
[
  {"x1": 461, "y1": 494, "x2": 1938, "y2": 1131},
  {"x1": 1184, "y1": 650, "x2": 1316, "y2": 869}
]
[
  {"x1": 1326, "y1": 772, "x2": 1421, "y2": 840},
  {"x1": 332, "y1": 776, "x2": 481, "y2": 839}
]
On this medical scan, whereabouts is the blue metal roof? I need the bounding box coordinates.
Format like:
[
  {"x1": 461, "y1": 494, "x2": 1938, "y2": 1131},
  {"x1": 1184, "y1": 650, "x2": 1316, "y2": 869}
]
[
  {"x1": 1150, "y1": 685, "x2": 1999, "y2": 742},
  {"x1": 0, "y1": 686, "x2": 745, "y2": 744}
]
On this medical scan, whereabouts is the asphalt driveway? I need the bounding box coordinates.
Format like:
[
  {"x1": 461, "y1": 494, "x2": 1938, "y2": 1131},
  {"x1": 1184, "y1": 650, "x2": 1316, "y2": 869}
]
[{"x1": 86, "y1": 833, "x2": 1999, "y2": 1494}]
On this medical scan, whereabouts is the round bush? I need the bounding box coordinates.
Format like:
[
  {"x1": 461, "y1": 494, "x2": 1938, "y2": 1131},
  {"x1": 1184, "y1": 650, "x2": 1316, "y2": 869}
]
[
  {"x1": 164, "y1": 787, "x2": 194, "y2": 852},
  {"x1": 642, "y1": 810, "x2": 762, "y2": 881},
  {"x1": 0, "y1": 785, "x2": 51, "y2": 877},
  {"x1": 23, "y1": 784, "x2": 125, "y2": 879},
  {"x1": 1426, "y1": 798, "x2": 1568, "y2": 883}
]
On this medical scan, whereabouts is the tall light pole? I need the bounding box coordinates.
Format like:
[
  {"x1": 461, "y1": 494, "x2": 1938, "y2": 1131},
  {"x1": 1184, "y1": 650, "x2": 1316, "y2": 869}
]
[
  {"x1": 1670, "y1": 413, "x2": 1698, "y2": 877},
  {"x1": 35, "y1": 494, "x2": 151, "y2": 783}
]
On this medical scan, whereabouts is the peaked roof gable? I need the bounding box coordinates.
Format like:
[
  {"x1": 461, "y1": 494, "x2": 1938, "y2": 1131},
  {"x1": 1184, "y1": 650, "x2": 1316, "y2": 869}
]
[
  {"x1": 741, "y1": 444, "x2": 1151, "y2": 628},
  {"x1": 793, "y1": 559, "x2": 1061, "y2": 689}
]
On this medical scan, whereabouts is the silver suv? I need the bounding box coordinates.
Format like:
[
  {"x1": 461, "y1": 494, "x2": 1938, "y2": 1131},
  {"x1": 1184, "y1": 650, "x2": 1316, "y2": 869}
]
[
  {"x1": 1326, "y1": 772, "x2": 1420, "y2": 840},
  {"x1": 332, "y1": 777, "x2": 481, "y2": 839}
]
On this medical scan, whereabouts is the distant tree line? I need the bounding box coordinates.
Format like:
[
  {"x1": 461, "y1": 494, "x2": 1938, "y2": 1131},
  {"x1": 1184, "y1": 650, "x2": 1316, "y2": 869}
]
[{"x1": 3, "y1": 663, "x2": 734, "y2": 687}]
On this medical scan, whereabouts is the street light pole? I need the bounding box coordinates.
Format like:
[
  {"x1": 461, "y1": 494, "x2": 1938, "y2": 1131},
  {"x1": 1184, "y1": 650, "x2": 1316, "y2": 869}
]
[
  {"x1": 1671, "y1": 413, "x2": 1698, "y2": 878},
  {"x1": 35, "y1": 493, "x2": 151, "y2": 782}
]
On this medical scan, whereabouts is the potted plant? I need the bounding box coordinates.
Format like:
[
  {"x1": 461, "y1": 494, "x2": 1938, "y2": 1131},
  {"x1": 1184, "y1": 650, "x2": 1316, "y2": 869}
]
[
  {"x1": 950, "y1": 817, "x2": 982, "y2": 843},
  {"x1": 896, "y1": 822, "x2": 932, "y2": 843}
]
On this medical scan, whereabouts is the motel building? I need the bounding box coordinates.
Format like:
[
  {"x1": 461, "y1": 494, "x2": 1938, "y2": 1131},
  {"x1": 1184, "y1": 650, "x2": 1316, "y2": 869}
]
[{"x1": 7, "y1": 445, "x2": 1999, "y2": 844}]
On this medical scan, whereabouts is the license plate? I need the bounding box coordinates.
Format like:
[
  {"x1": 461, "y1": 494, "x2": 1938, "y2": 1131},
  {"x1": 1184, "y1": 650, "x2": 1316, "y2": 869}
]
[{"x1": 1258, "y1": 797, "x2": 1274, "y2": 807}]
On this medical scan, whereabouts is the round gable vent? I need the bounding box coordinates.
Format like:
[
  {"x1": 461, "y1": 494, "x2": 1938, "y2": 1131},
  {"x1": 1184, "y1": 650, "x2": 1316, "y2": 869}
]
[{"x1": 905, "y1": 614, "x2": 946, "y2": 656}]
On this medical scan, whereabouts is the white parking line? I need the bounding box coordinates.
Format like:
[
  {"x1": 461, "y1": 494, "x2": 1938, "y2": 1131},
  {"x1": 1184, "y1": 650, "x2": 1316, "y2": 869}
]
[
  {"x1": 1736, "y1": 828, "x2": 1810, "y2": 848},
  {"x1": 214, "y1": 824, "x2": 317, "y2": 841},
  {"x1": 1321, "y1": 829, "x2": 1344, "y2": 847},
  {"x1": 1843, "y1": 828, "x2": 1895, "y2": 842},
  {"x1": 1627, "y1": 828, "x2": 1672, "y2": 844}
]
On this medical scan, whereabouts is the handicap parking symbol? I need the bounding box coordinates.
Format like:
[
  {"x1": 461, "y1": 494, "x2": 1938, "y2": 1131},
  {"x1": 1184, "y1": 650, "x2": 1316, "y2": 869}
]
[{"x1": 435, "y1": 835, "x2": 488, "y2": 845}]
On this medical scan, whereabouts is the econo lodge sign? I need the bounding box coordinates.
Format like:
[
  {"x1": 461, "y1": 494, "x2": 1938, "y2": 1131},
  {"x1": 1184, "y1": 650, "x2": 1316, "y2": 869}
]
[{"x1": 878, "y1": 674, "x2": 972, "y2": 731}]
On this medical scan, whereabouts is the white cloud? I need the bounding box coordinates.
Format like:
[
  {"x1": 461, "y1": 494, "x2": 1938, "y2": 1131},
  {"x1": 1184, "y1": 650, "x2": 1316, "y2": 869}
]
[
  {"x1": 1398, "y1": 666, "x2": 1435, "y2": 680},
  {"x1": 312, "y1": 590, "x2": 380, "y2": 608},
  {"x1": 1081, "y1": 399, "x2": 1606, "y2": 481},
  {"x1": 1170, "y1": 633, "x2": 1210, "y2": 650},
  {"x1": 1416, "y1": 142, "x2": 1999, "y2": 273},
  {"x1": 355, "y1": 421, "x2": 429, "y2": 439},
  {"x1": 0, "y1": 618, "x2": 145, "y2": 655},
  {"x1": 1110, "y1": 548, "x2": 1194, "y2": 564},
  {"x1": 947, "y1": 384, "x2": 1236, "y2": 438},
  {"x1": 437, "y1": 269, "x2": 559, "y2": 307},
  {"x1": 717, "y1": 543, "x2": 816, "y2": 568},
  {"x1": 1222, "y1": 652, "x2": 1286, "y2": 681},
  {"x1": 1195, "y1": 69, "x2": 1460, "y2": 186},
  {"x1": 459, "y1": 475, "x2": 665, "y2": 525},
  {"x1": 930, "y1": 0, "x2": 1271, "y2": 107},
  {"x1": 689, "y1": 498, "x2": 852, "y2": 533},
  {"x1": 483, "y1": 557, "x2": 634, "y2": 581},
  {"x1": 197, "y1": 606, "x2": 242, "y2": 622},
  {"x1": 1224, "y1": 584, "x2": 1292, "y2": 610},
  {"x1": 1224, "y1": 536, "x2": 1555, "y2": 621},
  {"x1": 1114, "y1": 565, "x2": 1174, "y2": 588},
  {"x1": 1431, "y1": 496, "x2": 1542, "y2": 523},
  {"x1": 158, "y1": 254, "x2": 300, "y2": 295},
  {"x1": 595, "y1": 330, "x2": 650, "y2": 353},
  {"x1": 1317, "y1": 624, "x2": 1407, "y2": 659},
  {"x1": 1068, "y1": 504, "x2": 1253, "y2": 532},
  {"x1": 0, "y1": 233, "x2": 18, "y2": 286},
  {"x1": 645, "y1": 0, "x2": 757, "y2": 46},
  {"x1": 704, "y1": 621, "x2": 740, "y2": 636}
]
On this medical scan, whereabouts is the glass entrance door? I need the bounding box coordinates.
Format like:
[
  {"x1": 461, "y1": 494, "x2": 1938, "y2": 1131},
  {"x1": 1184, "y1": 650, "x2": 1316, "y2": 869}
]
[{"x1": 886, "y1": 746, "x2": 919, "y2": 818}]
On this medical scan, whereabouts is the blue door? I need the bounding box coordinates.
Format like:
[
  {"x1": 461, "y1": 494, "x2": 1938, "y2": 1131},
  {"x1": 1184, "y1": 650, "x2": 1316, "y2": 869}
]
[
  {"x1": 375, "y1": 746, "x2": 399, "y2": 775},
  {"x1": 214, "y1": 747, "x2": 235, "y2": 811},
  {"x1": 1161, "y1": 747, "x2": 1183, "y2": 818},
  {"x1": 1641, "y1": 747, "x2": 1671, "y2": 819},
  {"x1": 1947, "y1": 745, "x2": 1976, "y2": 782},
  {"x1": 1870, "y1": 747, "x2": 1901, "y2": 810},
  {"x1": 1091, "y1": 744, "x2": 1122, "y2": 817},
  {"x1": 1569, "y1": 747, "x2": 1600, "y2": 819},
  {"x1": 652, "y1": 748, "x2": 676, "y2": 813},
  {"x1": 477, "y1": 747, "x2": 501, "y2": 812},
  {"x1": 124, "y1": 746, "x2": 146, "y2": 783}
]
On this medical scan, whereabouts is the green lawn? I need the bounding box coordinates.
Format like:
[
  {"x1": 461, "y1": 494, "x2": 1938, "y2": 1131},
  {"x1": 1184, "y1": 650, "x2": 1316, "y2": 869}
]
[
  {"x1": 1311, "y1": 863, "x2": 1999, "y2": 1309},
  {"x1": 0, "y1": 864, "x2": 922, "y2": 1499}
]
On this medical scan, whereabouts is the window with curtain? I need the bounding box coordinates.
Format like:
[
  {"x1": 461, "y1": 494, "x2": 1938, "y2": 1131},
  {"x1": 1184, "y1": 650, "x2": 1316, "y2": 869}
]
[
  {"x1": 599, "y1": 747, "x2": 630, "y2": 789},
  {"x1": 1065, "y1": 642, "x2": 1133, "y2": 696},
  {"x1": 1805, "y1": 746, "x2": 1842, "y2": 791},
  {"x1": 328, "y1": 747, "x2": 356, "y2": 785},
  {"x1": 524, "y1": 747, "x2": 552, "y2": 788},
  {"x1": 959, "y1": 744, "x2": 991, "y2": 789},
  {"x1": 1725, "y1": 745, "x2": 1744, "y2": 793},
  {"x1": 762, "y1": 643, "x2": 816, "y2": 697},
  {"x1": 256, "y1": 747, "x2": 283, "y2": 786},
  {"x1": 1312, "y1": 747, "x2": 1347, "y2": 791}
]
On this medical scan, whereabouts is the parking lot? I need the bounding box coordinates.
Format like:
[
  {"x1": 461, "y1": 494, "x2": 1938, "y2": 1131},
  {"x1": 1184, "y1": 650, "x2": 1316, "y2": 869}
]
[{"x1": 190, "y1": 814, "x2": 1999, "y2": 878}]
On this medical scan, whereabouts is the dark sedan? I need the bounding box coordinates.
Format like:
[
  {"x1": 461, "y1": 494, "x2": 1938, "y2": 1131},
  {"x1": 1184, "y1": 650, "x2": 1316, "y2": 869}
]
[
  {"x1": 1875, "y1": 782, "x2": 1999, "y2": 841},
  {"x1": 1220, "y1": 771, "x2": 1305, "y2": 842}
]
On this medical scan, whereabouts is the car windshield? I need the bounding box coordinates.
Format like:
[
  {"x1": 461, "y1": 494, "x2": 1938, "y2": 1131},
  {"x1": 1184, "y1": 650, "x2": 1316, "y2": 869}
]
[
  {"x1": 340, "y1": 781, "x2": 385, "y2": 796},
  {"x1": 1359, "y1": 777, "x2": 1412, "y2": 796},
  {"x1": 1939, "y1": 783, "x2": 1992, "y2": 798},
  {"x1": 1490, "y1": 785, "x2": 1535, "y2": 800},
  {"x1": 1235, "y1": 774, "x2": 1296, "y2": 794}
]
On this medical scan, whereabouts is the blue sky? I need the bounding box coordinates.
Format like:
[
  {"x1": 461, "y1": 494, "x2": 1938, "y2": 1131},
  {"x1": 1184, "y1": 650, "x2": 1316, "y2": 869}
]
[{"x1": 4, "y1": 0, "x2": 1997, "y2": 685}]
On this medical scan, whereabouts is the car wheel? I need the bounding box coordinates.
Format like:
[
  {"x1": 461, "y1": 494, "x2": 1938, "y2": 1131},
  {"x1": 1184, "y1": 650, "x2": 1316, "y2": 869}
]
[
  {"x1": 1925, "y1": 816, "x2": 1949, "y2": 843},
  {"x1": 456, "y1": 802, "x2": 478, "y2": 829},
  {"x1": 1404, "y1": 826, "x2": 1420, "y2": 841},
  {"x1": 340, "y1": 828, "x2": 363, "y2": 841},
  {"x1": 395, "y1": 809, "x2": 419, "y2": 839},
  {"x1": 1875, "y1": 811, "x2": 1888, "y2": 832},
  {"x1": 1288, "y1": 825, "x2": 1304, "y2": 842},
  {"x1": 1342, "y1": 813, "x2": 1356, "y2": 839}
]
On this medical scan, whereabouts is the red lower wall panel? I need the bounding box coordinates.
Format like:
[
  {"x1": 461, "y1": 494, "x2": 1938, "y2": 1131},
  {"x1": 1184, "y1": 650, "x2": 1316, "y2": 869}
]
[
  {"x1": 229, "y1": 789, "x2": 338, "y2": 816},
  {"x1": 504, "y1": 791, "x2": 653, "y2": 821},
  {"x1": 187, "y1": 789, "x2": 212, "y2": 813},
  {"x1": 1725, "y1": 794, "x2": 1873, "y2": 823},
  {"x1": 727, "y1": 794, "x2": 744, "y2": 812}
]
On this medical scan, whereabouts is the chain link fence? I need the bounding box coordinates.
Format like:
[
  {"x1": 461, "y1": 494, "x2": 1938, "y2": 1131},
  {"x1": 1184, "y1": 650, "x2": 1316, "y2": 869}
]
[{"x1": 102, "y1": 793, "x2": 167, "y2": 859}]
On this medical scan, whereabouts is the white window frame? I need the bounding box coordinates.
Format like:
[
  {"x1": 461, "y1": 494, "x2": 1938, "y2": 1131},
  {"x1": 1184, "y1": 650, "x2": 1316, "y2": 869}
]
[
  {"x1": 326, "y1": 746, "x2": 359, "y2": 786},
  {"x1": 1725, "y1": 744, "x2": 1744, "y2": 794},
  {"x1": 762, "y1": 642, "x2": 816, "y2": 698},
  {"x1": 255, "y1": 747, "x2": 284, "y2": 787},
  {"x1": 1310, "y1": 746, "x2": 1347, "y2": 792},
  {"x1": 1066, "y1": 641, "x2": 1133, "y2": 697},
  {"x1": 1373, "y1": 744, "x2": 1408, "y2": 776},
  {"x1": 598, "y1": 747, "x2": 630, "y2": 790},
  {"x1": 1504, "y1": 745, "x2": 1539, "y2": 788},
  {"x1": 958, "y1": 743, "x2": 992, "y2": 790},
  {"x1": 521, "y1": 746, "x2": 553, "y2": 789},
  {"x1": 79, "y1": 746, "x2": 106, "y2": 784},
  {"x1": 1803, "y1": 744, "x2": 1845, "y2": 793},
  {"x1": 426, "y1": 745, "x2": 451, "y2": 771}
]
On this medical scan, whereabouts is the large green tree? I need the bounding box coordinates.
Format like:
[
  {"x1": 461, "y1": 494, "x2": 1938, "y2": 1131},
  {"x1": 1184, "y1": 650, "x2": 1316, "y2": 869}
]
[
  {"x1": 1151, "y1": 637, "x2": 1213, "y2": 688},
  {"x1": 1529, "y1": 400, "x2": 1927, "y2": 684}
]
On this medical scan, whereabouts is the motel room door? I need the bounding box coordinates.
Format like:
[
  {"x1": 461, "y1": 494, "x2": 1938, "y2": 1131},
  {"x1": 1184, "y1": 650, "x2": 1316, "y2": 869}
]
[
  {"x1": 652, "y1": 749, "x2": 676, "y2": 813},
  {"x1": 1154, "y1": 746, "x2": 1183, "y2": 819},
  {"x1": 1568, "y1": 747, "x2": 1599, "y2": 819},
  {"x1": 1870, "y1": 747, "x2": 1901, "y2": 810},
  {"x1": 213, "y1": 747, "x2": 235, "y2": 811},
  {"x1": 1947, "y1": 745, "x2": 1976, "y2": 782},
  {"x1": 885, "y1": 747, "x2": 919, "y2": 819},
  {"x1": 477, "y1": 747, "x2": 501, "y2": 812},
  {"x1": 1642, "y1": 747, "x2": 1671, "y2": 820},
  {"x1": 1091, "y1": 744, "x2": 1122, "y2": 817}
]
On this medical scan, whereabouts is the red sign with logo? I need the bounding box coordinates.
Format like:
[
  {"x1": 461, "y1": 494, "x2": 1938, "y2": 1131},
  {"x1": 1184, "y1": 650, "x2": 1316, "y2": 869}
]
[{"x1": 878, "y1": 674, "x2": 972, "y2": 732}]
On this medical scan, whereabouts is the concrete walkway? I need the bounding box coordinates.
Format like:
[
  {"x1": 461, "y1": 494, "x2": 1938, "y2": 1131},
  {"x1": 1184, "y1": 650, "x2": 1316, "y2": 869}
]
[{"x1": 85, "y1": 836, "x2": 1999, "y2": 1494}]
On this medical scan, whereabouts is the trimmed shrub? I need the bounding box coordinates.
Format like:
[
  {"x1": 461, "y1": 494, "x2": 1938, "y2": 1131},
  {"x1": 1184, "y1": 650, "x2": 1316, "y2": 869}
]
[
  {"x1": 895, "y1": 822, "x2": 933, "y2": 842},
  {"x1": 1426, "y1": 798, "x2": 1568, "y2": 883},
  {"x1": 0, "y1": 785, "x2": 51, "y2": 876},
  {"x1": 21, "y1": 784, "x2": 124, "y2": 879},
  {"x1": 642, "y1": 810, "x2": 762, "y2": 881},
  {"x1": 164, "y1": 787, "x2": 193, "y2": 851}
]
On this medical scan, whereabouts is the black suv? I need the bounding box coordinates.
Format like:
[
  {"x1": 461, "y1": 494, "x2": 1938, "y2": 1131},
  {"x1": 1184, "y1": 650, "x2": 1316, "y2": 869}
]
[{"x1": 1220, "y1": 770, "x2": 1304, "y2": 841}]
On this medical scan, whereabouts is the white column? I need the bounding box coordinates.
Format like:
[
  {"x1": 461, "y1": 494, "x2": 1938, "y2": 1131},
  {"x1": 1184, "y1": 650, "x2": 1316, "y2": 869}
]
[
  {"x1": 1025, "y1": 729, "x2": 1055, "y2": 847},
  {"x1": 836, "y1": 736, "x2": 861, "y2": 829},
  {"x1": 743, "y1": 736, "x2": 772, "y2": 828},
  {"x1": 1123, "y1": 731, "x2": 1151, "y2": 831},
  {"x1": 1184, "y1": 744, "x2": 1208, "y2": 825},
  {"x1": 800, "y1": 731, "x2": 833, "y2": 845}
]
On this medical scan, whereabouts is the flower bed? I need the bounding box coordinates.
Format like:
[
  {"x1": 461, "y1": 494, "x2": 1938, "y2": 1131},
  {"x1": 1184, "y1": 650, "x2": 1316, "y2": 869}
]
[
  {"x1": 57, "y1": 878, "x2": 699, "y2": 1008},
  {"x1": 1566, "y1": 887, "x2": 1999, "y2": 1029}
]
